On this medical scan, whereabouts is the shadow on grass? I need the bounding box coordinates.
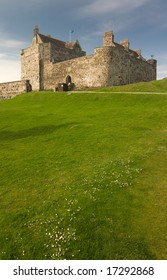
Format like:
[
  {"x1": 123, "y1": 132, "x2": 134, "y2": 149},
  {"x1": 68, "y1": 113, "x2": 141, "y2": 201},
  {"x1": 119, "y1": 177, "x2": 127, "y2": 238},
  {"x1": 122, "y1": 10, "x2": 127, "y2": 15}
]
[{"x1": 0, "y1": 123, "x2": 78, "y2": 141}]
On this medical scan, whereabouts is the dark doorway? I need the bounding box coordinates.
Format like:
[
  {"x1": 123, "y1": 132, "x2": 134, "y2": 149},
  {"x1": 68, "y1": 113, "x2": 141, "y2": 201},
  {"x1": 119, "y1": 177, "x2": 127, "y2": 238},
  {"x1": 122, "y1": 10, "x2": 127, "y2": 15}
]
[{"x1": 66, "y1": 75, "x2": 72, "y2": 84}]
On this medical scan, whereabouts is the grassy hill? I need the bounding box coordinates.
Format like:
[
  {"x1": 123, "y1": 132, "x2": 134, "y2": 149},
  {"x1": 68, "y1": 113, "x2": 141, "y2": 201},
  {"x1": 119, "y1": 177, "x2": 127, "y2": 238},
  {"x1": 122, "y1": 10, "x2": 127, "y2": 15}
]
[
  {"x1": 1, "y1": 80, "x2": 167, "y2": 260},
  {"x1": 94, "y1": 77, "x2": 167, "y2": 92}
]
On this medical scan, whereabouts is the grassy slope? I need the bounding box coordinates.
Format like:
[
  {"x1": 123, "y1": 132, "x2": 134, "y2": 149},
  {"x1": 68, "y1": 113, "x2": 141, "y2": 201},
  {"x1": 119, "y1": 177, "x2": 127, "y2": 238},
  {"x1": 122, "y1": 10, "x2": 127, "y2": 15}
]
[
  {"x1": 94, "y1": 78, "x2": 167, "y2": 93},
  {"x1": 0, "y1": 80, "x2": 167, "y2": 260}
]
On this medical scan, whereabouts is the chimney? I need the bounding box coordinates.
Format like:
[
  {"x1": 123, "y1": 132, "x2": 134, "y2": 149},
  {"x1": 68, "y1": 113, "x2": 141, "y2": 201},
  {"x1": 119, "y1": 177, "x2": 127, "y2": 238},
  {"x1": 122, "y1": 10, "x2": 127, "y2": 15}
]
[
  {"x1": 135, "y1": 49, "x2": 141, "y2": 56},
  {"x1": 103, "y1": 31, "x2": 115, "y2": 46},
  {"x1": 33, "y1": 25, "x2": 39, "y2": 37},
  {"x1": 120, "y1": 38, "x2": 130, "y2": 50}
]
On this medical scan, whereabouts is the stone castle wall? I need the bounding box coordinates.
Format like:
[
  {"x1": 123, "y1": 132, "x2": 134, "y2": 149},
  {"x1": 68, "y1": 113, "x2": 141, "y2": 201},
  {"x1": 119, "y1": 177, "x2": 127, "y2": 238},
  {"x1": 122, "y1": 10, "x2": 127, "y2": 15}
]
[
  {"x1": 43, "y1": 48, "x2": 110, "y2": 90},
  {"x1": 21, "y1": 44, "x2": 41, "y2": 91},
  {"x1": 42, "y1": 45, "x2": 156, "y2": 90},
  {"x1": 50, "y1": 42, "x2": 86, "y2": 63},
  {"x1": 105, "y1": 46, "x2": 156, "y2": 86},
  {"x1": 0, "y1": 80, "x2": 31, "y2": 100}
]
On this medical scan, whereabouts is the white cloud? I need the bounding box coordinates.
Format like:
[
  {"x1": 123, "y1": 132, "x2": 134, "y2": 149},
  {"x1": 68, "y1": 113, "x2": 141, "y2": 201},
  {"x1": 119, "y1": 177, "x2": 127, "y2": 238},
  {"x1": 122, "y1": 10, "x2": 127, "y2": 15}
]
[
  {"x1": 157, "y1": 64, "x2": 167, "y2": 80},
  {"x1": 0, "y1": 59, "x2": 20, "y2": 83},
  {"x1": 80, "y1": 0, "x2": 152, "y2": 17},
  {"x1": 0, "y1": 53, "x2": 6, "y2": 59},
  {"x1": 0, "y1": 28, "x2": 27, "y2": 49},
  {"x1": 0, "y1": 0, "x2": 78, "y2": 12},
  {"x1": 0, "y1": 38, "x2": 24, "y2": 49},
  {"x1": 0, "y1": 0, "x2": 46, "y2": 8},
  {"x1": 156, "y1": 52, "x2": 167, "y2": 80},
  {"x1": 0, "y1": 30, "x2": 25, "y2": 82},
  {"x1": 94, "y1": 16, "x2": 136, "y2": 36}
]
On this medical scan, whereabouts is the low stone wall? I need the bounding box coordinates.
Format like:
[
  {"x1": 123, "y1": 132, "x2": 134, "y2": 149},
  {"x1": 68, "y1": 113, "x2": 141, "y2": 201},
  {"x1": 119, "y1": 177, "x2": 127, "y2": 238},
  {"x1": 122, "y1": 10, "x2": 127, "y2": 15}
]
[{"x1": 0, "y1": 80, "x2": 31, "y2": 100}]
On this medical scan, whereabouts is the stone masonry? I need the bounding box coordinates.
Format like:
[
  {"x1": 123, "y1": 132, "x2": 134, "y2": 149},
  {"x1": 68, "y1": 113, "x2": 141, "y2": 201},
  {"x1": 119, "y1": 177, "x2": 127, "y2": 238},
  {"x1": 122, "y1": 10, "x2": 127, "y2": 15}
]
[
  {"x1": 21, "y1": 27, "x2": 156, "y2": 91},
  {"x1": 0, "y1": 80, "x2": 31, "y2": 100},
  {"x1": 0, "y1": 26, "x2": 157, "y2": 98},
  {"x1": 21, "y1": 25, "x2": 86, "y2": 91}
]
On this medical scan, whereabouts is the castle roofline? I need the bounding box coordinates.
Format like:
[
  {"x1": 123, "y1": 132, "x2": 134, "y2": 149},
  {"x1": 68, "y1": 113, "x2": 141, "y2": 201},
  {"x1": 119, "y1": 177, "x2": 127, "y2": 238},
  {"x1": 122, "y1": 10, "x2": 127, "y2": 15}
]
[
  {"x1": 103, "y1": 31, "x2": 147, "y2": 60},
  {"x1": 32, "y1": 25, "x2": 85, "y2": 53},
  {"x1": 33, "y1": 26, "x2": 78, "y2": 49},
  {"x1": 38, "y1": 33, "x2": 66, "y2": 47},
  {"x1": 34, "y1": 33, "x2": 83, "y2": 52}
]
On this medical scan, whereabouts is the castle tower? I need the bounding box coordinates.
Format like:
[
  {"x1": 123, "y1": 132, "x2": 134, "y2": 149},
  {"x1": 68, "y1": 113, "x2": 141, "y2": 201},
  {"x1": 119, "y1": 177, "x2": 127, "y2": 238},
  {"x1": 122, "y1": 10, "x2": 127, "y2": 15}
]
[
  {"x1": 21, "y1": 25, "x2": 41, "y2": 91},
  {"x1": 147, "y1": 58, "x2": 157, "y2": 80},
  {"x1": 103, "y1": 31, "x2": 115, "y2": 46}
]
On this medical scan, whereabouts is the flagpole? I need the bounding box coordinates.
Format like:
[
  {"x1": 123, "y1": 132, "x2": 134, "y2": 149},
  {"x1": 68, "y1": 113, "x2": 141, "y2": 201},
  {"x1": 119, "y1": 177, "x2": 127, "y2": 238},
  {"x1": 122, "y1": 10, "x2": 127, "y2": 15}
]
[
  {"x1": 69, "y1": 30, "x2": 71, "y2": 42},
  {"x1": 69, "y1": 30, "x2": 74, "y2": 42}
]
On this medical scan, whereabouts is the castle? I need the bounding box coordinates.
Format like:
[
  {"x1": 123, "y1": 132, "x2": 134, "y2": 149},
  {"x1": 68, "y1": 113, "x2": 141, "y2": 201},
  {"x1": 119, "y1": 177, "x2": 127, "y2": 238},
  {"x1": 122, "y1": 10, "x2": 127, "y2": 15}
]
[{"x1": 0, "y1": 26, "x2": 157, "y2": 98}]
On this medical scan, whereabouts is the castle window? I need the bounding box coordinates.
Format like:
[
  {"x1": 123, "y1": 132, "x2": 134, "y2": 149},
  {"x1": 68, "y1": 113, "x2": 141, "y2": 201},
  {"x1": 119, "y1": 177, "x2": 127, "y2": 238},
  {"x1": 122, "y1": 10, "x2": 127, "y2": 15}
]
[{"x1": 66, "y1": 75, "x2": 72, "y2": 84}]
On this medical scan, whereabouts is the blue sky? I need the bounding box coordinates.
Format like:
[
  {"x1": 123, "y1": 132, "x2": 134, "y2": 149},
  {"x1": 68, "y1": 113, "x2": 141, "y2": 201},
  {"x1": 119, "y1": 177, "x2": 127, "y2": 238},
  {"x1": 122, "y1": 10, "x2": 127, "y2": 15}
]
[{"x1": 0, "y1": 0, "x2": 166, "y2": 82}]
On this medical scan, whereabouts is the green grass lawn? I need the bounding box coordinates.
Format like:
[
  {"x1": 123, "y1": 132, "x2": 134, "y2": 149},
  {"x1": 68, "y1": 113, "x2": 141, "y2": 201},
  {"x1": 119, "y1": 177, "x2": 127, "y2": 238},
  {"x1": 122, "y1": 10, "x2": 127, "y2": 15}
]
[
  {"x1": 1, "y1": 83, "x2": 167, "y2": 260},
  {"x1": 94, "y1": 77, "x2": 167, "y2": 93}
]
